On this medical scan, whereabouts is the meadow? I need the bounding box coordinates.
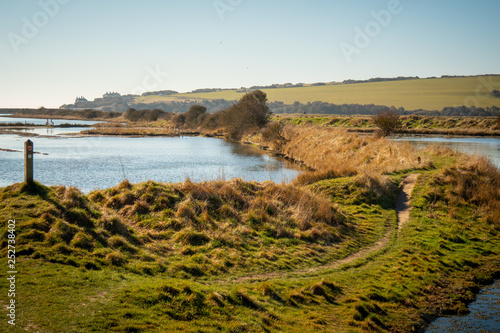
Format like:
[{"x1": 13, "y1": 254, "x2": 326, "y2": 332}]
[
  {"x1": 135, "y1": 76, "x2": 500, "y2": 111},
  {"x1": 1, "y1": 126, "x2": 499, "y2": 332}
]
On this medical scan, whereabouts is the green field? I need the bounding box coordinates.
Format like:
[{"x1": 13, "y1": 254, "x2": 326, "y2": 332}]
[{"x1": 136, "y1": 76, "x2": 500, "y2": 110}]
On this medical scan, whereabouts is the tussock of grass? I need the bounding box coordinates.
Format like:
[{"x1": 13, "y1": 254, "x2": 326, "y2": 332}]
[{"x1": 428, "y1": 155, "x2": 500, "y2": 227}]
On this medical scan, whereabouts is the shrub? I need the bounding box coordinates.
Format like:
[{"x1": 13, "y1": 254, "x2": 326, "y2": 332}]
[
  {"x1": 218, "y1": 90, "x2": 271, "y2": 140},
  {"x1": 261, "y1": 122, "x2": 287, "y2": 147},
  {"x1": 184, "y1": 105, "x2": 207, "y2": 127},
  {"x1": 372, "y1": 109, "x2": 402, "y2": 136},
  {"x1": 124, "y1": 108, "x2": 165, "y2": 122}
]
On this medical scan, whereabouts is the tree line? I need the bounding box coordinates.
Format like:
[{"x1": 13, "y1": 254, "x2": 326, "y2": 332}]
[{"x1": 125, "y1": 90, "x2": 271, "y2": 140}]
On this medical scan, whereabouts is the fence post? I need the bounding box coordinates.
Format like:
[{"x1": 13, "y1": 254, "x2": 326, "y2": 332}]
[{"x1": 24, "y1": 140, "x2": 34, "y2": 184}]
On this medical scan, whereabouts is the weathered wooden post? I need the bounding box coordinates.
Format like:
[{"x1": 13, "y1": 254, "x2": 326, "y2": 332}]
[{"x1": 24, "y1": 140, "x2": 34, "y2": 184}]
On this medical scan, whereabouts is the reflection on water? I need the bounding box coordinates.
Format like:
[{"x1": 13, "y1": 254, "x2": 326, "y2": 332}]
[
  {"x1": 0, "y1": 134, "x2": 301, "y2": 193},
  {"x1": 393, "y1": 136, "x2": 500, "y2": 167},
  {"x1": 425, "y1": 280, "x2": 500, "y2": 332},
  {"x1": 6, "y1": 127, "x2": 90, "y2": 136},
  {"x1": 0, "y1": 116, "x2": 101, "y2": 126}
]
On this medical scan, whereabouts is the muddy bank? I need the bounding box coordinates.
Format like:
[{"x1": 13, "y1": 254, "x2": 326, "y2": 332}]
[{"x1": 425, "y1": 280, "x2": 500, "y2": 332}]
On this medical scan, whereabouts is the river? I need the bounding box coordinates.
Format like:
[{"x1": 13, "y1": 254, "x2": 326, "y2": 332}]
[
  {"x1": 393, "y1": 135, "x2": 500, "y2": 167},
  {"x1": 0, "y1": 118, "x2": 300, "y2": 193}
]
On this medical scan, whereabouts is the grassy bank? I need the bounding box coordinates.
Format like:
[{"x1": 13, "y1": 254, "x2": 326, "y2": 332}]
[
  {"x1": 1, "y1": 125, "x2": 499, "y2": 332},
  {"x1": 277, "y1": 114, "x2": 500, "y2": 137}
]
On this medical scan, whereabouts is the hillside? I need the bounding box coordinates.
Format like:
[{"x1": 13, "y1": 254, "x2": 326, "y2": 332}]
[{"x1": 135, "y1": 76, "x2": 500, "y2": 111}]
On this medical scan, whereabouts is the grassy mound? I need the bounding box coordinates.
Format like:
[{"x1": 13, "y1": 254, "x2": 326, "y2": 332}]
[{"x1": 1, "y1": 177, "x2": 374, "y2": 279}]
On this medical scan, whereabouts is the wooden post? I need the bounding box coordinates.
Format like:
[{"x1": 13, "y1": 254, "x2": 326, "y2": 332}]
[{"x1": 24, "y1": 140, "x2": 34, "y2": 184}]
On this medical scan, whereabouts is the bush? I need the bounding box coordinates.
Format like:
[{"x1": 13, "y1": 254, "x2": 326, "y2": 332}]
[
  {"x1": 124, "y1": 108, "x2": 165, "y2": 122},
  {"x1": 184, "y1": 105, "x2": 207, "y2": 127},
  {"x1": 372, "y1": 109, "x2": 402, "y2": 136},
  {"x1": 261, "y1": 122, "x2": 287, "y2": 147},
  {"x1": 218, "y1": 90, "x2": 271, "y2": 140}
]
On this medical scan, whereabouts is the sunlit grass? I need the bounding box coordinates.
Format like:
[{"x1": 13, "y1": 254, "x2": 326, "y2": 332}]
[{"x1": 158, "y1": 76, "x2": 500, "y2": 110}]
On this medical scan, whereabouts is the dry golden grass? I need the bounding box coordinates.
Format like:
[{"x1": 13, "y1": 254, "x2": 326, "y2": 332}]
[
  {"x1": 261, "y1": 125, "x2": 431, "y2": 176},
  {"x1": 432, "y1": 155, "x2": 500, "y2": 226},
  {"x1": 78, "y1": 177, "x2": 349, "y2": 276}
]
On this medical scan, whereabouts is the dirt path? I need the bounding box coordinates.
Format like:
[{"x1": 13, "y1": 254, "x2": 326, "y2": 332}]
[
  {"x1": 213, "y1": 174, "x2": 420, "y2": 284},
  {"x1": 395, "y1": 173, "x2": 420, "y2": 230}
]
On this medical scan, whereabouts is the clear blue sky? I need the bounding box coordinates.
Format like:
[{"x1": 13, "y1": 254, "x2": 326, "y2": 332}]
[{"x1": 1, "y1": 0, "x2": 499, "y2": 108}]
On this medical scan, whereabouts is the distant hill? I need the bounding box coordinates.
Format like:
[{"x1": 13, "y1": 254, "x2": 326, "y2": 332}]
[
  {"x1": 58, "y1": 75, "x2": 500, "y2": 116},
  {"x1": 159, "y1": 75, "x2": 500, "y2": 111}
]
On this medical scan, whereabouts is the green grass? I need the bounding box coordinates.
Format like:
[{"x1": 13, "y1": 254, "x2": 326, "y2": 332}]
[
  {"x1": 138, "y1": 76, "x2": 500, "y2": 111},
  {"x1": 1, "y1": 151, "x2": 499, "y2": 332}
]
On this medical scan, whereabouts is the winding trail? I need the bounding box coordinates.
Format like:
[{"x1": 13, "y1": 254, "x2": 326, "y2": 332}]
[
  {"x1": 214, "y1": 174, "x2": 421, "y2": 284},
  {"x1": 395, "y1": 173, "x2": 420, "y2": 230}
]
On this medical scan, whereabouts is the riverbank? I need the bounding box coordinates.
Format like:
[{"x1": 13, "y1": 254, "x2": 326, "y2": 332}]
[
  {"x1": 426, "y1": 279, "x2": 500, "y2": 332},
  {"x1": 2, "y1": 108, "x2": 123, "y2": 122},
  {"x1": 1, "y1": 126, "x2": 499, "y2": 332},
  {"x1": 277, "y1": 114, "x2": 500, "y2": 137},
  {"x1": 4, "y1": 112, "x2": 500, "y2": 138}
]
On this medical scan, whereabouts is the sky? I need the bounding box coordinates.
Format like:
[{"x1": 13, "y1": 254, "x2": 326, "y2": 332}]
[{"x1": 0, "y1": 0, "x2": 499, "y2": 108}]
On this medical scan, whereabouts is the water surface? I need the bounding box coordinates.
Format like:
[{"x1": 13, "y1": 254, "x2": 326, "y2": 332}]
[
  {"x1": 0, "y1": 115, "x2": 101, "y2": 126},
  {"x1": 393, "y1": 136, "x2": 500, "y2": 167},
  {"x1": 425, "y1": 280, "x2": 500, "y2": 333},
  {"x1": 0, "y1": 134, "x2": 300, "y2": 193}
]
